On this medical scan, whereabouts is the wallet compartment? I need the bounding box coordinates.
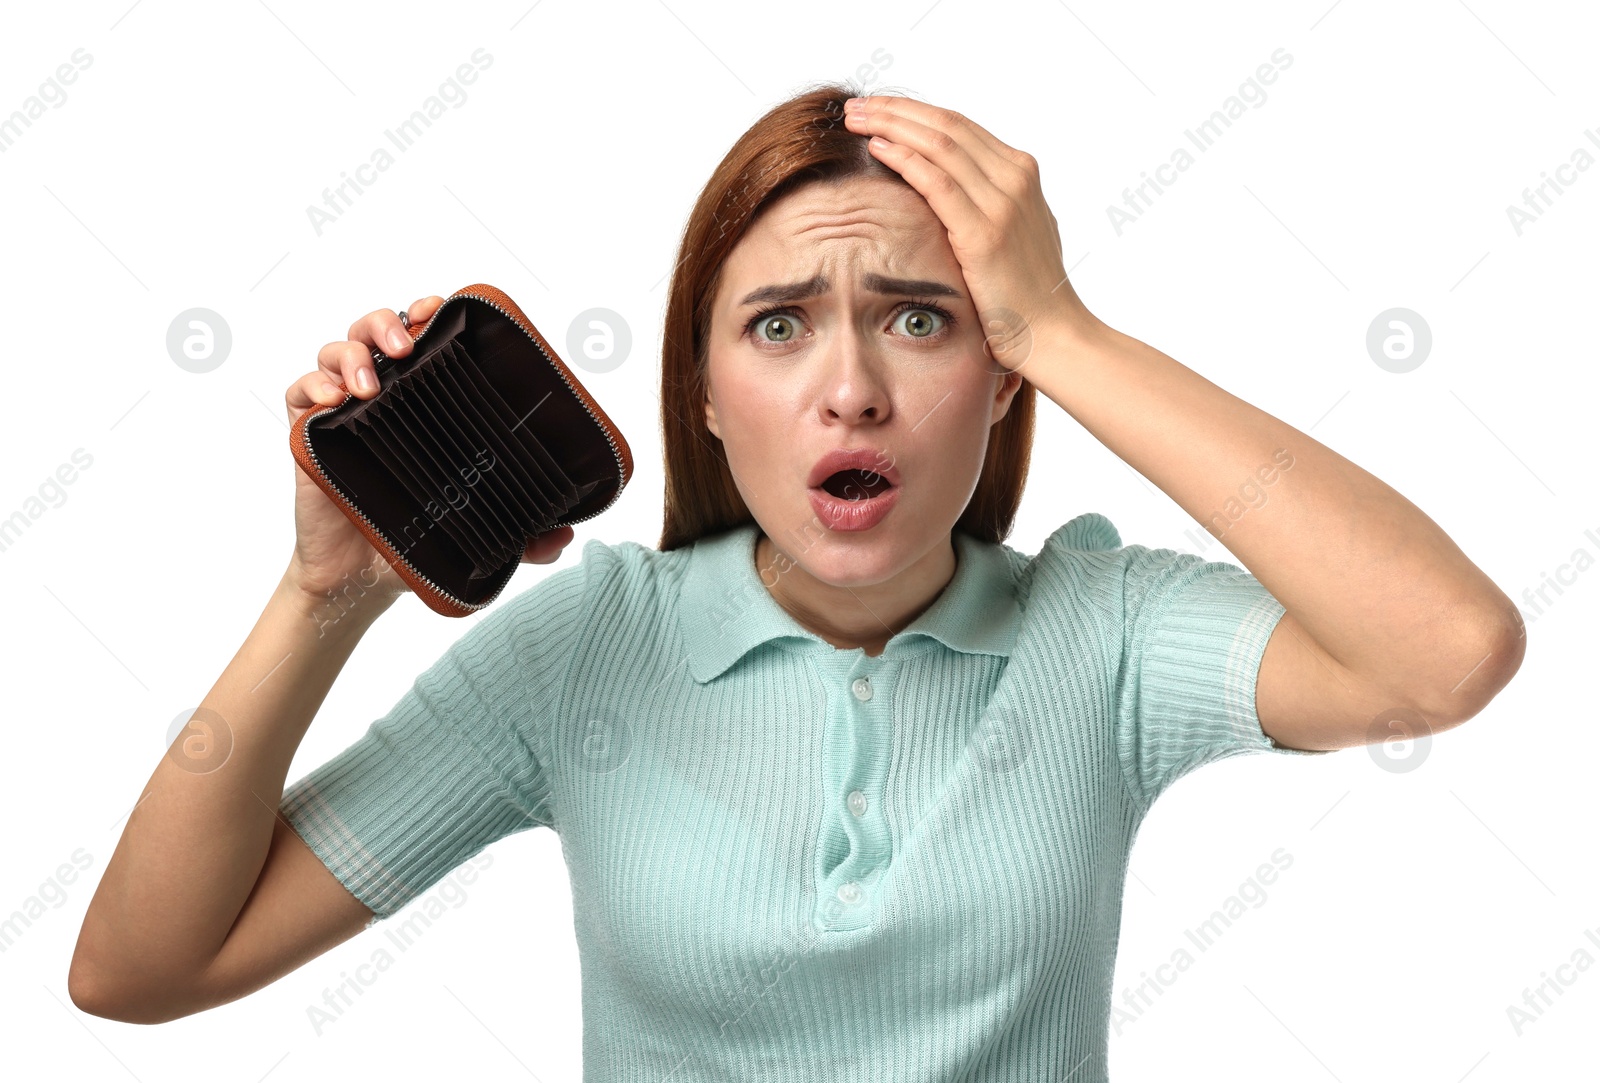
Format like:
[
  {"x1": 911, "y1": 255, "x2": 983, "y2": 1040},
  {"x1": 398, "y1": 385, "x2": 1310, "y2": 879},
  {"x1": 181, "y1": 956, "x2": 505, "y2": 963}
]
[{"x1": 293, "y1": 286, "x2": 628, "y2": 615}]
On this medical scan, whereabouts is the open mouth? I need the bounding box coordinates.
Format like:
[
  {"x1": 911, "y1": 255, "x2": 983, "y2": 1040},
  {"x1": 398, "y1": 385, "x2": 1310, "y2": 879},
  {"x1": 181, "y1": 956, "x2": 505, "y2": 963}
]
[{"x1": 817, "y1": 468, "x2": 896, "y2": 500}]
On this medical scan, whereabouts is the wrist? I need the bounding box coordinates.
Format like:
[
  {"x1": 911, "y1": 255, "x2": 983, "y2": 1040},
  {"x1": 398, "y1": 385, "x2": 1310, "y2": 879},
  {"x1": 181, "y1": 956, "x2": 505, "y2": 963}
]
[
  {"x1": 1052, "y1": 298, "x2": 1110, "y2": 347},
  {"x1": 276, "y1": 563, "x2": 396, "y2": 639}
]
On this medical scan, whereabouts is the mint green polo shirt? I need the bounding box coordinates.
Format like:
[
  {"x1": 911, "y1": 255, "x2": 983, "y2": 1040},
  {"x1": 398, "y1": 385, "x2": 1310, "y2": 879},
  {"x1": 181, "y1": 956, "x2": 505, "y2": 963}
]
[{"x1": 280, "y1": 511, "x2": 1325, "y2": 1080}]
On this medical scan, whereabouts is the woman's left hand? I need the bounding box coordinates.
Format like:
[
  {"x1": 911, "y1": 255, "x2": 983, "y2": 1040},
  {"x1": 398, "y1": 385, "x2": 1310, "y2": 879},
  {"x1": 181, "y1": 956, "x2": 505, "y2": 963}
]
[{"x1": 843, "y1": 95, "x2": 1098, "y2": 373}]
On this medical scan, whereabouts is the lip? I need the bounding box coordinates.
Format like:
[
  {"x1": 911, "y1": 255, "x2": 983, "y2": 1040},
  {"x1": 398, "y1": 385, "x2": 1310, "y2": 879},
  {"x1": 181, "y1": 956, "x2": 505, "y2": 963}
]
[
  {"x1": 809, "y1": 484, "x2": 901, "y2": 532},
  {"x1": 806, "y1": 446, "x2": 902, "y2": 490}
]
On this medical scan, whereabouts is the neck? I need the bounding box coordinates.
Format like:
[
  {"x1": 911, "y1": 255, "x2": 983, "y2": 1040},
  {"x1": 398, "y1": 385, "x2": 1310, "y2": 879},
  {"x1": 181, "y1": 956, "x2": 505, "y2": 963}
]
[{"x1": 755, "y1": 530, "x2": 957, "y2": 654}]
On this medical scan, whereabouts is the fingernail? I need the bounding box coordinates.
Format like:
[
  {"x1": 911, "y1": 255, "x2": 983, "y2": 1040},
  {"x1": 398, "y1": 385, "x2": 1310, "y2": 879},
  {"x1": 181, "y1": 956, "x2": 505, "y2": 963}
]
[
  {"x1": 322, "y1": 380, "x2": 342, "y2": 399},
  {"x1": 388, "y1": 329, "x2": 409, "y2": 353},
  {"x1": 356, "y1": 368, "x2": 375, "y2": 393}
]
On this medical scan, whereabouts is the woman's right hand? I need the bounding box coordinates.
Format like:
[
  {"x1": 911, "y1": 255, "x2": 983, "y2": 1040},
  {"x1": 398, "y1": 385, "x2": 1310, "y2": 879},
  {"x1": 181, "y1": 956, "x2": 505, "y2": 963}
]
[{"x1": 283, "y1": 295, "x2": 576, "y2": 613}]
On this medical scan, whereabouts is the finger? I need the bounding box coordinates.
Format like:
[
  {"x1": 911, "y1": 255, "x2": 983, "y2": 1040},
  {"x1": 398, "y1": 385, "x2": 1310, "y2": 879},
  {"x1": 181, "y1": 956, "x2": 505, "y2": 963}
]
[
  {"x1": 333, "y1": 295, "x2": 445, "y2": 400},
  {"x1": 861, "y1": 136, "x2": 987, "y2": 241},
  {"x1": 851, "y1": 96, "x2": 1028, "y2": 174},
  {"x1": 315, "y1": 339, "x2": 382, "y2": 398},
  {"x1": 349, "y1": 307, "x2": 414, "y2": 360},
  {"x1": 845, "y1": 105, "x2": 1007, "y2": 211},
  {"x1": 846, "y1": 98, "x2": 1018, "y2": 188},
  {"x1": 406, "y1": 295, "x2": 446, "y2": 327},
  {"x1": 285, "y1": 369, "x2": 350, "y2": 422},
  {"x1": 521, "y1": 525, "x2": 574, "y2": 564}
]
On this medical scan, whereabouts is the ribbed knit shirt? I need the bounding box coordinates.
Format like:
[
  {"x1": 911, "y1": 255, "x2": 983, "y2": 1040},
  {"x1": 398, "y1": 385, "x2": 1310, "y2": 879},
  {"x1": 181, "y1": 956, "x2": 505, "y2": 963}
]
[{"x1": 280, "y1": 511, "x2": 1327, "y2": 1081}]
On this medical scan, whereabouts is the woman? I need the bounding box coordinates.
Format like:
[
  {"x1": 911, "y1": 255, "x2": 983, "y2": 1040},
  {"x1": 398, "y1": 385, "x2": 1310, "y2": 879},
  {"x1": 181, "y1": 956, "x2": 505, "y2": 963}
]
[{"x1": 70, "y1": 82, "x2": 1525, "y2": 1078}]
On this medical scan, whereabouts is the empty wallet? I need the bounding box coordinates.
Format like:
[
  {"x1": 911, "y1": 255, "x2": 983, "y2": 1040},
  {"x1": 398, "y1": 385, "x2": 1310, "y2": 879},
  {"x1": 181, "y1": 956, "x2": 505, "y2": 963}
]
[{"x1": 289, "y1": 282, "x2": 633, "y2": 617}]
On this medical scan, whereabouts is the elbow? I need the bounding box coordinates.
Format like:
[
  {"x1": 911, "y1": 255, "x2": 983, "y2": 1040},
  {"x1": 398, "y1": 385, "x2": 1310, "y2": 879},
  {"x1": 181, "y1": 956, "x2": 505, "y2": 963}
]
[
  {"x1": 67, "y1": 954, "x2": 127, "y2": 1023},
  {"x1": 69, "y1": 910, "x2": 211, "y2": 1024},
  {"x1": 1419, "y1": 600, "x2": 1527, "y2": 729},
  {"x1": 68, "y1": 952, "x2": 188, "y2": 1025}
]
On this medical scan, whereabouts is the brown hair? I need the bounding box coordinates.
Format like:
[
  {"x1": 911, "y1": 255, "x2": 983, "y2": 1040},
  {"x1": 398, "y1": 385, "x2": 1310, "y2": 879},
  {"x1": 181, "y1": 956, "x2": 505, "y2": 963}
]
[{"x1": 656, "y1": 80, "x2": 1035, "y2": 552}]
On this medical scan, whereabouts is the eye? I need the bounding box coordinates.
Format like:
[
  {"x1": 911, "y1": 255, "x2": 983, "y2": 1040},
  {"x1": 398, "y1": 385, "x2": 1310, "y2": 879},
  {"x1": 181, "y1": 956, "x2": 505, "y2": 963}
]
[
  {"x1": 740, "y1": 298, "x2": 959, "y2": 348},
  {"x1": 745, "y1": 307, "x2": 801, "y2": 345},
  {"x1": 889, "y1": 300, "x2": 955, "y2": 339}
]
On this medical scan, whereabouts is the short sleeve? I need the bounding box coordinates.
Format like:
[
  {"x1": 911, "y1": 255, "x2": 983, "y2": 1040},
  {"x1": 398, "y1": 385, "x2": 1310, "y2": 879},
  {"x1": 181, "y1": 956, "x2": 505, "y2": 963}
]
[
  {"x1": 1114, "y1": 544, "x2": 1329, "y2": 811},
  {"x1": 279, "y1": 540, "x2": 604, "y2": 924}
]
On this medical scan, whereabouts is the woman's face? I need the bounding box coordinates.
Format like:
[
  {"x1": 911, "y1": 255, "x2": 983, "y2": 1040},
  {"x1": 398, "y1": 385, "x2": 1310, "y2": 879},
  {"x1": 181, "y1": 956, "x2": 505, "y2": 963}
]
[{"x1": 704, "y1": 174, "x2": 1023, "y2": 589}]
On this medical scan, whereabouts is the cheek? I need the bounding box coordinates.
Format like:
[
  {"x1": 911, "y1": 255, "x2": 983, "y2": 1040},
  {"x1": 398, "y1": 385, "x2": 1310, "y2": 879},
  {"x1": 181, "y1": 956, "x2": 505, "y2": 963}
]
[
  {"x1": 916, "y1": 359, "x2": 1003, "y2": 432},
  {"x1": 707, "y1": 360, "x2": 789, "y2": 451},
  {"x1": 909, "y1": 380, "x2": 1004, "y2": 486}
]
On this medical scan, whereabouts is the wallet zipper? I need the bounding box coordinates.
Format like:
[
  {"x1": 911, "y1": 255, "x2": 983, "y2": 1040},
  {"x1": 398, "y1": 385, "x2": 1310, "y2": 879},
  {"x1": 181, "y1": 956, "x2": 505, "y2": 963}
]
[
  {"x1": 297, "y1": 286, "x2": 626, "y2": 612},
  {"x1": 297, "y1": 406, "x2": 491, "y2": 611},
  {"x1": 434, "y1": 285, "x2": 628, "y2": 526}
]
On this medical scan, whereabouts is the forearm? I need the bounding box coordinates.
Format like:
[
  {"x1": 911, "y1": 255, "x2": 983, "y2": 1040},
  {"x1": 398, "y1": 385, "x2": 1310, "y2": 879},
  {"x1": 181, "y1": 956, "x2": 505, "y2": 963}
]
[
  {"x1": 73, "y1": 565, "x2": 390, "y2": 998},
  {"x1": 1028, "y1": 316, "x2": 1522, "y2": 708}
]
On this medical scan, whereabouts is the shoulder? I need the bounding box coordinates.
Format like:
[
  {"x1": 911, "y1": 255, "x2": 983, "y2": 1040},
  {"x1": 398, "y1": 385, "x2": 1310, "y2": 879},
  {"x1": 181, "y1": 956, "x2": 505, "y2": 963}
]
[
  {"x1": 486, "y1": 534, "x2": 689, "y2": 648},
  {"x1": 1004, "y1": 510, "x2": 1126, "y2": 605},
  {"x1": 1004, "y1": 512, "x2": 1248, "y2": 638},
  {"x1": 1033, "y1": 510, "x2": 1124, "y2": 562},
  {"x1": 544, "y1": 532, "x2": 697, "y2": 626},
  {"x1": 578, "y1": 534, "x2": 693, "y2": 597}
]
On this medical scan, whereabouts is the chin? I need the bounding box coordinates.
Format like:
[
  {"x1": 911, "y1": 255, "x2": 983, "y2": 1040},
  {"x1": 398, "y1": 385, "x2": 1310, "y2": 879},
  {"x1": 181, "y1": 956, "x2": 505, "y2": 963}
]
[{"x1": 798, "y1": 517, "x2": 946, "y2": 586}]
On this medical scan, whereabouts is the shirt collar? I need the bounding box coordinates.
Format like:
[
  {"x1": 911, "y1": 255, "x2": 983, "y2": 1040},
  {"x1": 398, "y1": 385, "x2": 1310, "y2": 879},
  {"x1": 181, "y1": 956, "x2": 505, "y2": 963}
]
[{"x1": 677, "y1": 522, "x2": 1021, "y2": 683}]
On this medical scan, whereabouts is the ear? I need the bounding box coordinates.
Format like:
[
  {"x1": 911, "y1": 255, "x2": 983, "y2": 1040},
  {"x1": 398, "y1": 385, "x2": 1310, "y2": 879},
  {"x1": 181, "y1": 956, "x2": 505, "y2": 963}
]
[
  {"x1": 704, "y1": 385, "x2": 722, "y2": 440},
  {"x1": 990, "y1": 369, "x2": 1024, "y2": 426}
]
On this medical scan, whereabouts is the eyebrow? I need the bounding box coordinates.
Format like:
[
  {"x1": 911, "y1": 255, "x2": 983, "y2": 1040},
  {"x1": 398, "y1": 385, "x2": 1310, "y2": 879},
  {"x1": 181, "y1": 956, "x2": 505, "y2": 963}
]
[{"x1": 737, "y1": 273, "x2": 963, "y2": 307}]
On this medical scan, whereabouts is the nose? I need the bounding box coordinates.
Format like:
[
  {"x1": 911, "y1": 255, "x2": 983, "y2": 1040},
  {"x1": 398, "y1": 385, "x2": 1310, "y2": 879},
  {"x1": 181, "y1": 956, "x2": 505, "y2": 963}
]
[{"x1": 817, "y1": 328, "x2": 891, "y2": 425}]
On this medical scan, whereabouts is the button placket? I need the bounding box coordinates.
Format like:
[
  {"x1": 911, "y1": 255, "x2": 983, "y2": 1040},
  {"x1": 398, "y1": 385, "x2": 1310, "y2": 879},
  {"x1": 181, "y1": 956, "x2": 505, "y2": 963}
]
[{"x1": 810, "y1": 652, "x2": 895, "y2": 931}]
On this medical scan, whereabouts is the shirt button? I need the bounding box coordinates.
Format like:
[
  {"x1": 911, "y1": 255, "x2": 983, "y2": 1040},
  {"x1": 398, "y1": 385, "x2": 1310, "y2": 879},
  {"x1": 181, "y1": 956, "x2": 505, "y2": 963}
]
[
  {"x1": 836, "y1": 881, "x2": 862, "y2": 905},
  {"x1": 851, "y1": 677, "x2": 873, "y2": 701},
  {"x1": 847, "y1": 790, "x2": 867, "y2": 817}
]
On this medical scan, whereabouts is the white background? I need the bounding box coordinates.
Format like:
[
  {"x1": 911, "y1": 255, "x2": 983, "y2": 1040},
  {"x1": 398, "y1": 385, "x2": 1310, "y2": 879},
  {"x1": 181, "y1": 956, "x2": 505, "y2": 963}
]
[{"x1": 2, "y1": 0, "x2": 1594, "y2": 1079}]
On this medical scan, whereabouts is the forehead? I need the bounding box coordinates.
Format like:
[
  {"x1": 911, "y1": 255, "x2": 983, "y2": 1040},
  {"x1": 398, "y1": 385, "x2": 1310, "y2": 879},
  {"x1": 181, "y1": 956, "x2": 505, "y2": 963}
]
[
  {"x1": 720, "y1": 177, "x2": 953, "y2": 285},
  {"x1": 752, "y1": 175, "x2": 935, "y2": 235}
]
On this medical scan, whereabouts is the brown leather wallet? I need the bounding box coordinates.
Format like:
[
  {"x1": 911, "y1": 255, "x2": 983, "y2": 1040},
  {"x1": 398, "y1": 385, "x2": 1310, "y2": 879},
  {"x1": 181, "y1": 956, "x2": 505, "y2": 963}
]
[{"x1": 289, "y1": 283, "x2": 632, "y2": 617}]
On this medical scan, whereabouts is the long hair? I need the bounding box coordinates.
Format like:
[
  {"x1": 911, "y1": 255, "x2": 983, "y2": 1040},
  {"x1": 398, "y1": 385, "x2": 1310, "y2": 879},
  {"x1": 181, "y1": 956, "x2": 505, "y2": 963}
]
[{"x1": 656, "y1": 80, "x2": 1035, "y2": 551}]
